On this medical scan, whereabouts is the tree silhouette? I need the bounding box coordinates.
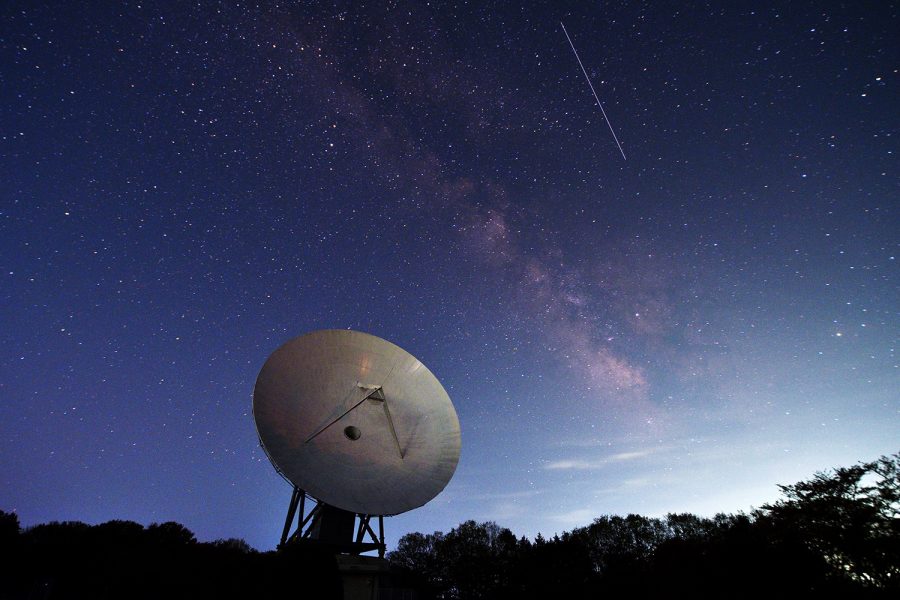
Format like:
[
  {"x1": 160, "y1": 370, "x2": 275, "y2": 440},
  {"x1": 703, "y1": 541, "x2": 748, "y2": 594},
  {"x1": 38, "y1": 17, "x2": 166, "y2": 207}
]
[
  {"x1": 0, "y1": 510, "x2": 20, "y2": 541},
  {"x1": 390, "y1": 529, "x2": 445, "y2": 597},
  {"x1": 386, "y1": 453, "x2": 899, "y2": 598},
  {"x1": 146, "y1": 520, "x2": 198, "y2": 547},
  {"x1": 759, "y1": 452, "x2": 899, "y2": 590},
  {"x1": 209, "y1": 537, "x2": 253, "y2": 553},
  {"x1": 389, "y1": 520, "x2": 528, "y2": 599},
  {"x1": 2, "y1": 453, "x2": 896, "y2": 598}
]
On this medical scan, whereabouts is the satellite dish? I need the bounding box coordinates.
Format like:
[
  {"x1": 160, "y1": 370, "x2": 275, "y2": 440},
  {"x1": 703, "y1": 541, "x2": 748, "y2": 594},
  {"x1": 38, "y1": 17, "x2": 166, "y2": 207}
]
[{"x1": 253, "y1": 330, "x2": 461, "y2": 543}]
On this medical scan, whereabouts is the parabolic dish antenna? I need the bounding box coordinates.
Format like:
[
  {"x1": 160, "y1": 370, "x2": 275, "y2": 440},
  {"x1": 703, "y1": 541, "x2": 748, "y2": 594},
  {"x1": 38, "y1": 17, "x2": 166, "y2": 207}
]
[{"x1": 253, "y1": 329, "x2": 461, "y2": 517}]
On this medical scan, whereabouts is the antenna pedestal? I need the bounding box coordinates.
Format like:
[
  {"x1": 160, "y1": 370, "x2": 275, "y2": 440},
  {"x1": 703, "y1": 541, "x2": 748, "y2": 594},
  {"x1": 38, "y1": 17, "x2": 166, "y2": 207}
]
[{"x1": 280, "y1": 486, "x2": 386, "y2": 557}]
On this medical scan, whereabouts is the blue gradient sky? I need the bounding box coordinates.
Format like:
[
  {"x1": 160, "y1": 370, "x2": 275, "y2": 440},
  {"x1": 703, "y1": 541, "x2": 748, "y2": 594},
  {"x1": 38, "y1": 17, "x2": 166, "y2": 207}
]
[{"x1": 1, "y1": 1, "x2": 896, "y2": 551}]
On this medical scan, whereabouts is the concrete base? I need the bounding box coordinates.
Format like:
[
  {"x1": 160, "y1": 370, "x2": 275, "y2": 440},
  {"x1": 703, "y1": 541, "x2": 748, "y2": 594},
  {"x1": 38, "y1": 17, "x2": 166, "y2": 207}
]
[{"x1": 335, "y1": 555, "x2": 391, "y2": 600}]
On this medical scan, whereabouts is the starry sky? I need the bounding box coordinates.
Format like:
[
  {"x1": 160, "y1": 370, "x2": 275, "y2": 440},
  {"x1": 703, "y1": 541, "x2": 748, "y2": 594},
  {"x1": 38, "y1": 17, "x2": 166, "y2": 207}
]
[{"x1": 1, "y1": 1, "x2": 897, "y2": 552}]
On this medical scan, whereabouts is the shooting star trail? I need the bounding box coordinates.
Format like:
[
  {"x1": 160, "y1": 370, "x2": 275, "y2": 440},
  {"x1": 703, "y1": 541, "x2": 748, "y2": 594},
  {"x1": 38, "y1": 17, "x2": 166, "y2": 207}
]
[{"x1": 560, "y1": 21, "x2": 627, "y2": 161}]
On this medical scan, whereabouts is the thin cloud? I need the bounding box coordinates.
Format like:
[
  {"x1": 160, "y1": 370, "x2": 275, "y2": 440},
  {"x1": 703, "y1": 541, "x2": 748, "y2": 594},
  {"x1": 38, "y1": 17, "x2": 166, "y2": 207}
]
[
  {"x1": 483, "y1": 501, "x2": 529, "y2": 522},
  {"x1": 545, "y1": 459, "x2": 598, "y2": 471},
  {"x1": 594, "y1": 477, "x2": 653, "y2": 495},
  {"x1": 544, "y1": 448, "x2": 656, "y2": 470},
  {"x1": 610, "y1": 450, "x2": 653, "y2": 461},
  {"x1": 469, "y1": 489, "x2": 543, "y2": 501},
  {"x1": 544, "y1": 448, "x2": 662, "y2": 471},
  {"x1": 550, "y1": 508, "x2": 596, "y2": 525}
]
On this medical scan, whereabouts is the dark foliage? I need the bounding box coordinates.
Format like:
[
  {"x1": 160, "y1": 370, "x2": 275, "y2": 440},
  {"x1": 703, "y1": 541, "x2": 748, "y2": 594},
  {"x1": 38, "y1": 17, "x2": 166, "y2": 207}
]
[
  {"x1": 0, "y1": 516, "x2": 342, "y2": 599},
  {"x1": 388, "y1": 453, "x2": 899, "y2": 599},
  {"x1": 2, "y1": 453, "x2": 896, "y2": 598},
  {"x1": 759, "y1": 452, "x2": 900, "y2": 591}
]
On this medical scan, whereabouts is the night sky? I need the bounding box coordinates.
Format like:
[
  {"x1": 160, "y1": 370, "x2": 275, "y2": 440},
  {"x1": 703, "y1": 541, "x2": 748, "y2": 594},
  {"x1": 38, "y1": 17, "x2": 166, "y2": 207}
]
[{"x1": 1, "y1": 2, "x2": 897, "y2": 552}]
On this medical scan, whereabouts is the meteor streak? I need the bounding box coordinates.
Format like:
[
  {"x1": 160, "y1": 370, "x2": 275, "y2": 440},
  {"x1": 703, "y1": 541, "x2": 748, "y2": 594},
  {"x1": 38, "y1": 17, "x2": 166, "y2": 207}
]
[{"x1": 560, "y1": 22, "x2": 627, "y2": 161}]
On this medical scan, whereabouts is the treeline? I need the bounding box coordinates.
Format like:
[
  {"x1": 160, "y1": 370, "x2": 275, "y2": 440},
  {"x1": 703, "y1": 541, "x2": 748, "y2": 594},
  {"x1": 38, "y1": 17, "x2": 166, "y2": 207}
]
[
  {"x1": 1, "y1": 453, "x2": 896, "y2": 599},
  {"x1": 0, "y1": 517, "x2": 342, "y2": 599},
  {"x1": 388, "y1": 453, "x2": 899, "y2": 599}
]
